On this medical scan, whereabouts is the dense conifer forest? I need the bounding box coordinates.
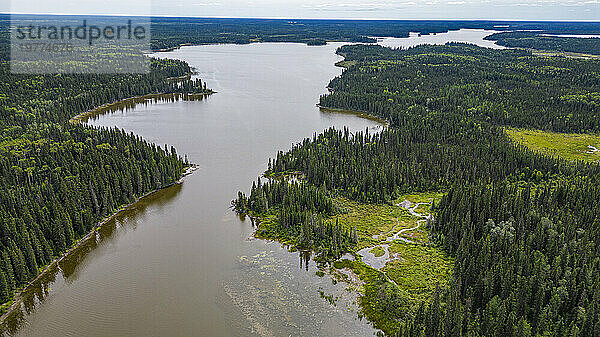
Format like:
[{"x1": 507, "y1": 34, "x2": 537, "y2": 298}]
[
  {"x1": 486, "y1": 31, "x2": 600, "y2": 55},
  {"x1": 146, "y1": 16, "x2": 600, "y2": 52},
  {"x1": 234, "y1": 44, "x2": 600, "y2": 336},
  {"x1": 0, "y1": 45, "x2": 211, "y2": 309}
]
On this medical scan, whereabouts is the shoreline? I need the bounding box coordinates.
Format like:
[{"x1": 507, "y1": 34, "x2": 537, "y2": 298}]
[
  {"x1": 3, "y1": 62, "x2": 208, "y2": 326},
  {"x1": 8, "y1": 41, "x2": 385, "y2": 334},
  {"x1": 148, "y1": 27, "x2": 507, "y2": 55},
  {"x1": 317, "y1": 105, "x2": 390, "y2": 127},
  {"x1": 69, "y1": 92, "x2": 213, "y2": 125},
  {"x1": 0, "y1": 163, "x2": 199, "y2": 325}
]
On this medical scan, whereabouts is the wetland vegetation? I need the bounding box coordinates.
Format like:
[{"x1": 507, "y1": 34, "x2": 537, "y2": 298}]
[
  {"x1": 234, "y1": 42, "x2": 600, "y2": 336},
  {"x1": 506, "y1": 128, "x2": 600, "y2": 163}
]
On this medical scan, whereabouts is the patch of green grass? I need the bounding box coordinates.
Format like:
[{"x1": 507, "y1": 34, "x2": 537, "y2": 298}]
[
  {"x1": 414, "y1": 203, "x2": 430, "y2": 214},
  {"x1": 332, "y1": 259, "x2": 401, "y2": 333},
  {"x1": 250, "y1": 192, "x2": 452, "y2": 336},
  {"x1": 335, "y1": 60, "x2": 357, "y2": 68},
  {"x1": 532, "y1": 50, "x2": 600, "y2": 60},
  {"x1": 0, "y1": 299, "x2": 14, "y2": 316},
  {"x1": 331, "y1": 192, "x2": 452, "y2": 336},
  {"x1": 385, "y1": 243, "x2": 453, "y2": 303},
  {"x1": 371, "y1": 246, "x2": 385, "y2": 257},
  {"x1": 254, "y1": 213, "x2": 296, "y2": 247},
  {"x1": 506, "y1": 127, "x2": 600, "y2": 163},
  {"x1": 263, "y1": 170, "x2": 304, "y2": 180},
  {"x1": 394, "y1": 191, "x2": 445, "y2": 208},
  {"x1": 327, "y1": 198, "x2": 413, "y2": 249}
]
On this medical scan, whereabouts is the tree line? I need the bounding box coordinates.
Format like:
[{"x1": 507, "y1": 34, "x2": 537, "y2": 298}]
[
  {"x1": 146, "y1": 16, "x2": 600, "y2": 51},
  {"x1": 486, "y1": 31, "x2": 600, "y2": 56},
  {"x1": 325, "y1": 43, "x2": 600, "y2": 133},
  {"x1": 234, "y1": 44, "x2": 600, "y2": 336},
  {"x1": 0, "y1": 50, "x2": 211, "y2": 308},
  {"x1": 233, "y1": 178, "x2": 357, "y2": 260}
]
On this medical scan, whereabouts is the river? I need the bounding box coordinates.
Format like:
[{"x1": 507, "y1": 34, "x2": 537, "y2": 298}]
[{"x1": 2, "y1": 29, "x2": 499, "y2": 337}]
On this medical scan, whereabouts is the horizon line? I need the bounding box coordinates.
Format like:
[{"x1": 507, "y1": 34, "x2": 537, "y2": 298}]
[{"x1": 2, "y1": 12, "x2": 600, "y2": 23}]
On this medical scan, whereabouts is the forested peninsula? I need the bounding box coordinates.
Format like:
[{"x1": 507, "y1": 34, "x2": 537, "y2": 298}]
[
  {"x1": 485, "y1": 31, "x2": 600, "y2": 56},
  {"x1": 234, "y1": 44, "x2": 600, "y2": 336},
  {"x1": 0, "y1": 50, "x2": 211, "y2": 314}
]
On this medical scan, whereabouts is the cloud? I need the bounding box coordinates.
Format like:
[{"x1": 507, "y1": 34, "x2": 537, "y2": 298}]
[
  {"x1": 191, "y1": 2, "x2": 222, "y2": 6},
  {"x1": 485, "y1": 0, "x2": 600, "y2": 7},
  {"x1": 511, "y1": 3, "x2": 543, "y2": 6},
  {"x1": 303, "y1": 2, "x2": 418, "y2": 12}
]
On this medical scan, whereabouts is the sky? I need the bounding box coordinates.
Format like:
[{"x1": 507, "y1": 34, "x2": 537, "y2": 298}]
[{"x1": 3, "y1": 0, "x2": 600, "y2": 21}]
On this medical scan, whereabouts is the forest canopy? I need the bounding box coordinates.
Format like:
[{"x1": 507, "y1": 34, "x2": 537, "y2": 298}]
[
  {"x1": 0, "y1": 45, "x2": 211, "y2": 310},
  {"x1": 234, "y1": 44, "x2": 600, "y2": 336},
  {"x1": 486, "y1": 31, "x2": 600, "y2": 55},
  {"x1": 1, "y1": 14, "x2": 600, "y2": 335}
]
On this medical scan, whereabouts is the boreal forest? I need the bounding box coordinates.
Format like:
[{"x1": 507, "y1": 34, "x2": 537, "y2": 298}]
[
  {"x1": 485, "y1": 31, "x2": 600, "y2": 56},
  {"x1": 234, "y1": 43, "x2": 600, "y2": 336},
  {"x1": 0, "y1": 37, "x2": 211, "y2": 310},
  {"x1": 149, "y1": 17, "x2": 600, "y2": 56}
]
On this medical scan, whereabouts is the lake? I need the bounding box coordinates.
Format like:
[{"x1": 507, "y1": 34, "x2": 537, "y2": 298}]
[
  {"x1": 2, "y1": 29, "x2": 499, "y2": 337},
  {"x1": 376, "y1": 29, "x2": 505, "y2": 49}
]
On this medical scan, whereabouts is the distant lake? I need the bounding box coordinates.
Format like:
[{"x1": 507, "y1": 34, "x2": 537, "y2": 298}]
[{"x1": 375, "y1": 28, "x2": 505, "y2": 49}]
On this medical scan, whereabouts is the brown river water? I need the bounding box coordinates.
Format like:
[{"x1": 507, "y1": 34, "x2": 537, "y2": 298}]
[{"x1": 2, "y1": 30, "x2": 499, "y2": 336}]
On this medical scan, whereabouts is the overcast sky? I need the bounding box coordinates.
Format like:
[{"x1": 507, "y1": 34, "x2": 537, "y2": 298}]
[{"x1": 4, "y1": 0, "x2": 600, "y2": 21}]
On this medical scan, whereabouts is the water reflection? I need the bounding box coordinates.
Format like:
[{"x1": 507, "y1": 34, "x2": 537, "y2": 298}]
[
  {"x1": 299, "y1": 250, "x2": 312, "y2": 271},
  {"x1": 0, "y1": 31, "x2": 506, "y2": 336},
  {"x1": 73, "y1": 93, "x2": 211, "y2": 124},
  {"x1": 376, "y1": 28, "x2": 505, "y2": 49},
  {"x1": 0, "y1": 184, "x2": 182, "y2": 336}
]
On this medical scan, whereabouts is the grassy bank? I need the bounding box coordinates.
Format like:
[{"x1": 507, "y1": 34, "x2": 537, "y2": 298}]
[
  {"x1": 506, "y1": 127, "x2": 600, "y2": 162},
  {"x1": 250, "y1": 191, "x2": 452, "y2": 335}
]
